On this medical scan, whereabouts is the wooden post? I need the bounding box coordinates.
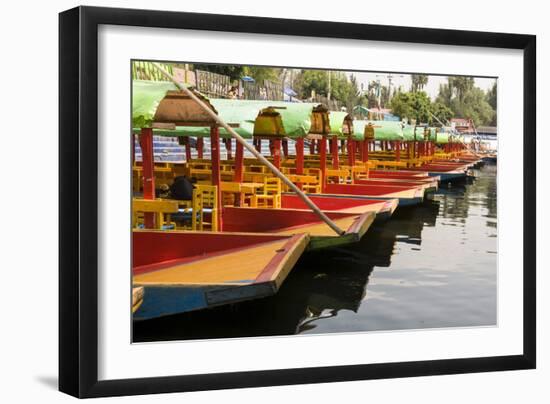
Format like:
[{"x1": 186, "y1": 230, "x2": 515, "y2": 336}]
[
  {"x1": 234, "y1": 141, "x2": 244, "y2": 183},
  {"x1": 282, "y1": 139, "x2": 289, "y2": 158},
  {"x1": 196, "y1": 137, "x2": 204, "y2": 159},
  {"x1": 272, "y1": 138, "x2": 282, "y2": 169},
  {"x1": 254, "y1": 138, "x2": 262, "y2": 153},
  {"x1": 295, "y1": 138, "x2": 304, "y2": 174},
  {"x1": 183, "y1": 137, "x2": 192, "y2": 161},
  {"x1": 140, "y1": 127, "x2": 155, "y2": 229},
  {"x1": 347, "y1": 139, "x2": 355, "y2": 167},
  {"x1": 331, "y1": 135, "x2": 339, "y2": 169},
  {"x1": 224, "y1": 138, "x2": 233, "y2": 160},
  {"x1": 210, "y1": 125, "x2": 223, "y2": 231},
  {"x1": 395, "y1": 140, "x2": 401, "y2": 162},
  {"x1": 309, "y1": 139, "x2": 315, "y2": 154},
  {"x1": 295, "y1": 137, "x2": 304, "y2": 190},
  {"x1": 233, "y1": 140, "x2": 244, "y2": 206},
  {"x1": 364, "y1": 140, "x2": 369, "y2": 162},
  {"x1": 359, "y1": 140, "x2": 364, "y2": 162},
  {"x1": 131, "y1": 133, "x2": 135, "y2": 166},
  {"x1": 319, "y1": 137, "x2": 327, "y2": 192}
]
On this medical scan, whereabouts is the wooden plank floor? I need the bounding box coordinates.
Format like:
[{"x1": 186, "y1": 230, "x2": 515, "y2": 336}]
[
  {"x1": 273, "y1": 216, "x2": 358, "y2": 237},
  {"x1": 133, "y1": 239, "x2": 290, "y2": 286}
]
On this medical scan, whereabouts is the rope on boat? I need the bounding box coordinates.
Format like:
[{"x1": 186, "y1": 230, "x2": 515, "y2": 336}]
[{"x1": 150, "y1": 63, "x2": 346, "y2": 236}]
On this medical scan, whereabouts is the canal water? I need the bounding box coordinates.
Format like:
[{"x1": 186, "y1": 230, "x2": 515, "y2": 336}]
[{"x1": 133, "y1": 163, "x2": 497, "y2": 342}]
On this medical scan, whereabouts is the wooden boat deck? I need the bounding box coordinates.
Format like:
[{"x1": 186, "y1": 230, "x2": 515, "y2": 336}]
[
  {"x1": 134, "y1": 238, "x2": 298, "y2": 286},
  {"x1": 132, "y1": 231, "x2": 309, "y2": 320}
]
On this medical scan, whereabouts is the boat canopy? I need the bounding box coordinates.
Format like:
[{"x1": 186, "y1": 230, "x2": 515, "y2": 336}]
[
  {"x1": 354, "y1": 120, "x2": 404, "y2": 141},
  {"x1": 132, "y1": 80, "x2": 181, "y2": 128},
  {"x1": 402, "y1": 124, "x2": 416, "y2": 141},
  {"x1": 329, "y1": 111, "x2": 354, "y2": 138},
  {"x1": 132, "y1": 80, "x2": 327, "y2": 139}
]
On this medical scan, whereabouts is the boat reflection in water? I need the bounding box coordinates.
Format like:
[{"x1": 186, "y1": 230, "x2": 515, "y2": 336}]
[{"x1": 133, "y1": 164, "x2": 497, "y2": 342}]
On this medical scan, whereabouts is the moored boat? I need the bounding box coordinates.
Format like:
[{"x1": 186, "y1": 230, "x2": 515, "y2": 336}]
[{"x1": 133, "y1": 230, "x2": 309, "y2": 320}]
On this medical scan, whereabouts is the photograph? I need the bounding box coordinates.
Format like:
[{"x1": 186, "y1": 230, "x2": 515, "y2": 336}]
[{"x1": 130, "y1": 60, "x2": 498, "y2": 342}]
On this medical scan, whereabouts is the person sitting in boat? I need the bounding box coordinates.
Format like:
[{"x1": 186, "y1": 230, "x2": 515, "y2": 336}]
[{"x1": 169, "y1": 176, "x2": 196, "y2": 201}]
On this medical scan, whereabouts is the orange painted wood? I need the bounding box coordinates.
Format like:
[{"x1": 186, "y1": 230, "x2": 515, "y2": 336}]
[{"x1": 233, "y1": 141, "x2": 244, "y2": 183}]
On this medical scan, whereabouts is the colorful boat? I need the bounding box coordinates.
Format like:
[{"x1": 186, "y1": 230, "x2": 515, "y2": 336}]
[
  {"x1": 133, "y1": 230, "x2": 309, "y2": 320},
  {"x1": 280, "y1": 193, "x2": 398, "y2": 221},
  {"x1": 221, "y1": 207, "x2": 375, "y2": 250},
  {"x1": 322, "y1": 183, "x2": 425, "y2": 206}
]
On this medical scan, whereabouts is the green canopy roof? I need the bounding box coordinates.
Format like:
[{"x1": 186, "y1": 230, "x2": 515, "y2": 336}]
[
  {"x1": 402, "y1": 125, "x2": 415, "y2": 141},
  {"x1": 132, "y1": 80, "x2": 180, "y2": 128},
  {"x1": 132, "y1": 80, "x2": 317, "y2": 139},
  {"x1": 352, "y1": 120, "x2": 367, "y2": 141},
  {"x1": 329, "y1": 111, "x2": 353, "y2": 138},
  {"x1": 372, "y1": 121, "x2": 404, "y2": 141},
  {"x1": 354, "y1": 120, "x2": 403, "y2": 141}
]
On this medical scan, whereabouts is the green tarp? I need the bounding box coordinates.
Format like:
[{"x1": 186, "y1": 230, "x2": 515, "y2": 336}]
[
  {"x1": 329, "y1": 111, "x2": 352, "y2": 138},
  {"x1": 354, "y1": 120, "x2": 404, "y2": 141},
  {"x1": 402, "y1": 124, "x2": 416, "y2": 141},
  {"x1": 132, "y1": 80, "x2": 180, "y2": 128},
  {"x1": 132, "y1": 80, "x2": 316, "y2": 138}
]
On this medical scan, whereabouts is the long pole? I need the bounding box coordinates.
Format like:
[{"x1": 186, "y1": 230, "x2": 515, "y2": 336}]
[{"x1": 151, "y1": 62, "x2": 345, "y2": 236}]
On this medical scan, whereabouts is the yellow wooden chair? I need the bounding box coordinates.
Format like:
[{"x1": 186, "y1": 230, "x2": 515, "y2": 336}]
[
  {"x1": 132, "y1": 198, "x2": 179, "y2": 230},
  {"x1": 192, "y1": 184, "x2": 218, "y2": 231},
  {"x1": 251, "y1": 177, "x2": 281, "y2": 209}
]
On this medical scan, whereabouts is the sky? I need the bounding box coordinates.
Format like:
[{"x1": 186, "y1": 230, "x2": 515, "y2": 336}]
[{"x1": 350, "y1": 72, "x2": 496, "y2": 100}]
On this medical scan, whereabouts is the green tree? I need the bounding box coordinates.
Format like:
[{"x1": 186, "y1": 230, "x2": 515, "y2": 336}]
[
  {"x1": 390, "y1": 91, "x2": 432, "y2": 124},
  {"x1": 294, "y1": 70, "x2": 360, "y2": 109},
  {"x1": 191, "y1": 64, "x2": 245, "y2": 81},
  {"x1": 242, "y1": 66, "x2": 282, "y2": 83},
  {"x1": 411, "y1": 74, "x2": 429, "y2": 92},
  {"x1": 431, "y1": 102, "x2": 454, "y2": 125},
  {"x1": 436, "y1": 77, "x2": 496, "y2": 126},
  {"x1": 486, "y1": 82, "x2": 497, "y2": 125},
  {"x1": 448, "y1": 76, "x2": 475, "y2": 102}
]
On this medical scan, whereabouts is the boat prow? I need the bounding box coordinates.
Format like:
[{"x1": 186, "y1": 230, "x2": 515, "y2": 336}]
[
  {"x1": 133, "y1": 230, "x2": 309, "y2": 320},
  {"x1": 323, "y1": 183, "x2": 425, "y2": 206},
  {"x1": 222, "y1": 206, "x2": 376, "y2": 250},
  {"x1": 281, "y1": 193, "x2": 398, "y2": 221}
]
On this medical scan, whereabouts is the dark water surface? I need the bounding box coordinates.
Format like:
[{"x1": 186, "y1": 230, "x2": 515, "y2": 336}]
[{"x1": 133, "y1": 164, "x2": 497, "y2": 342}]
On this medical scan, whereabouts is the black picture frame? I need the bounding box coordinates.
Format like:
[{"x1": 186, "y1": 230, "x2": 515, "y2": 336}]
[{"x1": 59, "y1": 5, "x2": 536, "y2": 398}]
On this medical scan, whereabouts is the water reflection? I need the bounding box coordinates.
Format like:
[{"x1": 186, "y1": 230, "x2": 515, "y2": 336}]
[{"x1": 133, "y1": 164, "x2": 497, "y2": 342}]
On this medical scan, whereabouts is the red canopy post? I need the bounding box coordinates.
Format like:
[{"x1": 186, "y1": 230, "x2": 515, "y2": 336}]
[
  {"x1": 282, "y1": 139, "x2": 289, "y2": 158},
  {"x1": 140, "y1": 127, "x2": 155, "y2": 229},
  {"x1": 196, "y1": 137, "x2": 204, "y2": 159},
  {"x1": 309, "y1": 139, "x2": 315, "y2": 154},
  {"x1": 319, "y1": 137, "x2": 327, "y2": 192},
  {"x1": 295, "y1": 138, "x2": 304, "y2": 190},
  {"x1": 254, "y1": 138, "x2": 262, "y2": 153},
  {"x1": 233, "y1": 141, "x2": 244, "y2": 183},
  {"x1": 331, "y1": 135, "x2": 339, "y2": 169},
  {"x1": 131, "y1": 133, "x2": 135, "y2": 166},
  {"x1": 233, "y1": 140, "x2": 245, "y2": 206},
  {"x1": 210, "y1": 125, "x2": 223, "y2": 230},
  {"x1": 295, "y1": 138, "x2": 305, "y2": 173},
  {"x1": 347, "y1": 139, "x2": 355, "y2": 167},
  {"x1": 224, "y1": 138, "x2": 233, "y2": 160},
  {"x1": 395, "y1": 140, "x2": 401, "y2": 162},
  {"x1": 272, "y1": 138, "x2": 282, "y2": 169},
  {"x1": 183, "y1": 137, "x2": 192, "y2": 161}
]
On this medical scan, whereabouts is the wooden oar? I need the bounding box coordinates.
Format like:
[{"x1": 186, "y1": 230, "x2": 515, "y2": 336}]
[{"x1": 150, "y1": 62, "x2": 345, "y2": 236}]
